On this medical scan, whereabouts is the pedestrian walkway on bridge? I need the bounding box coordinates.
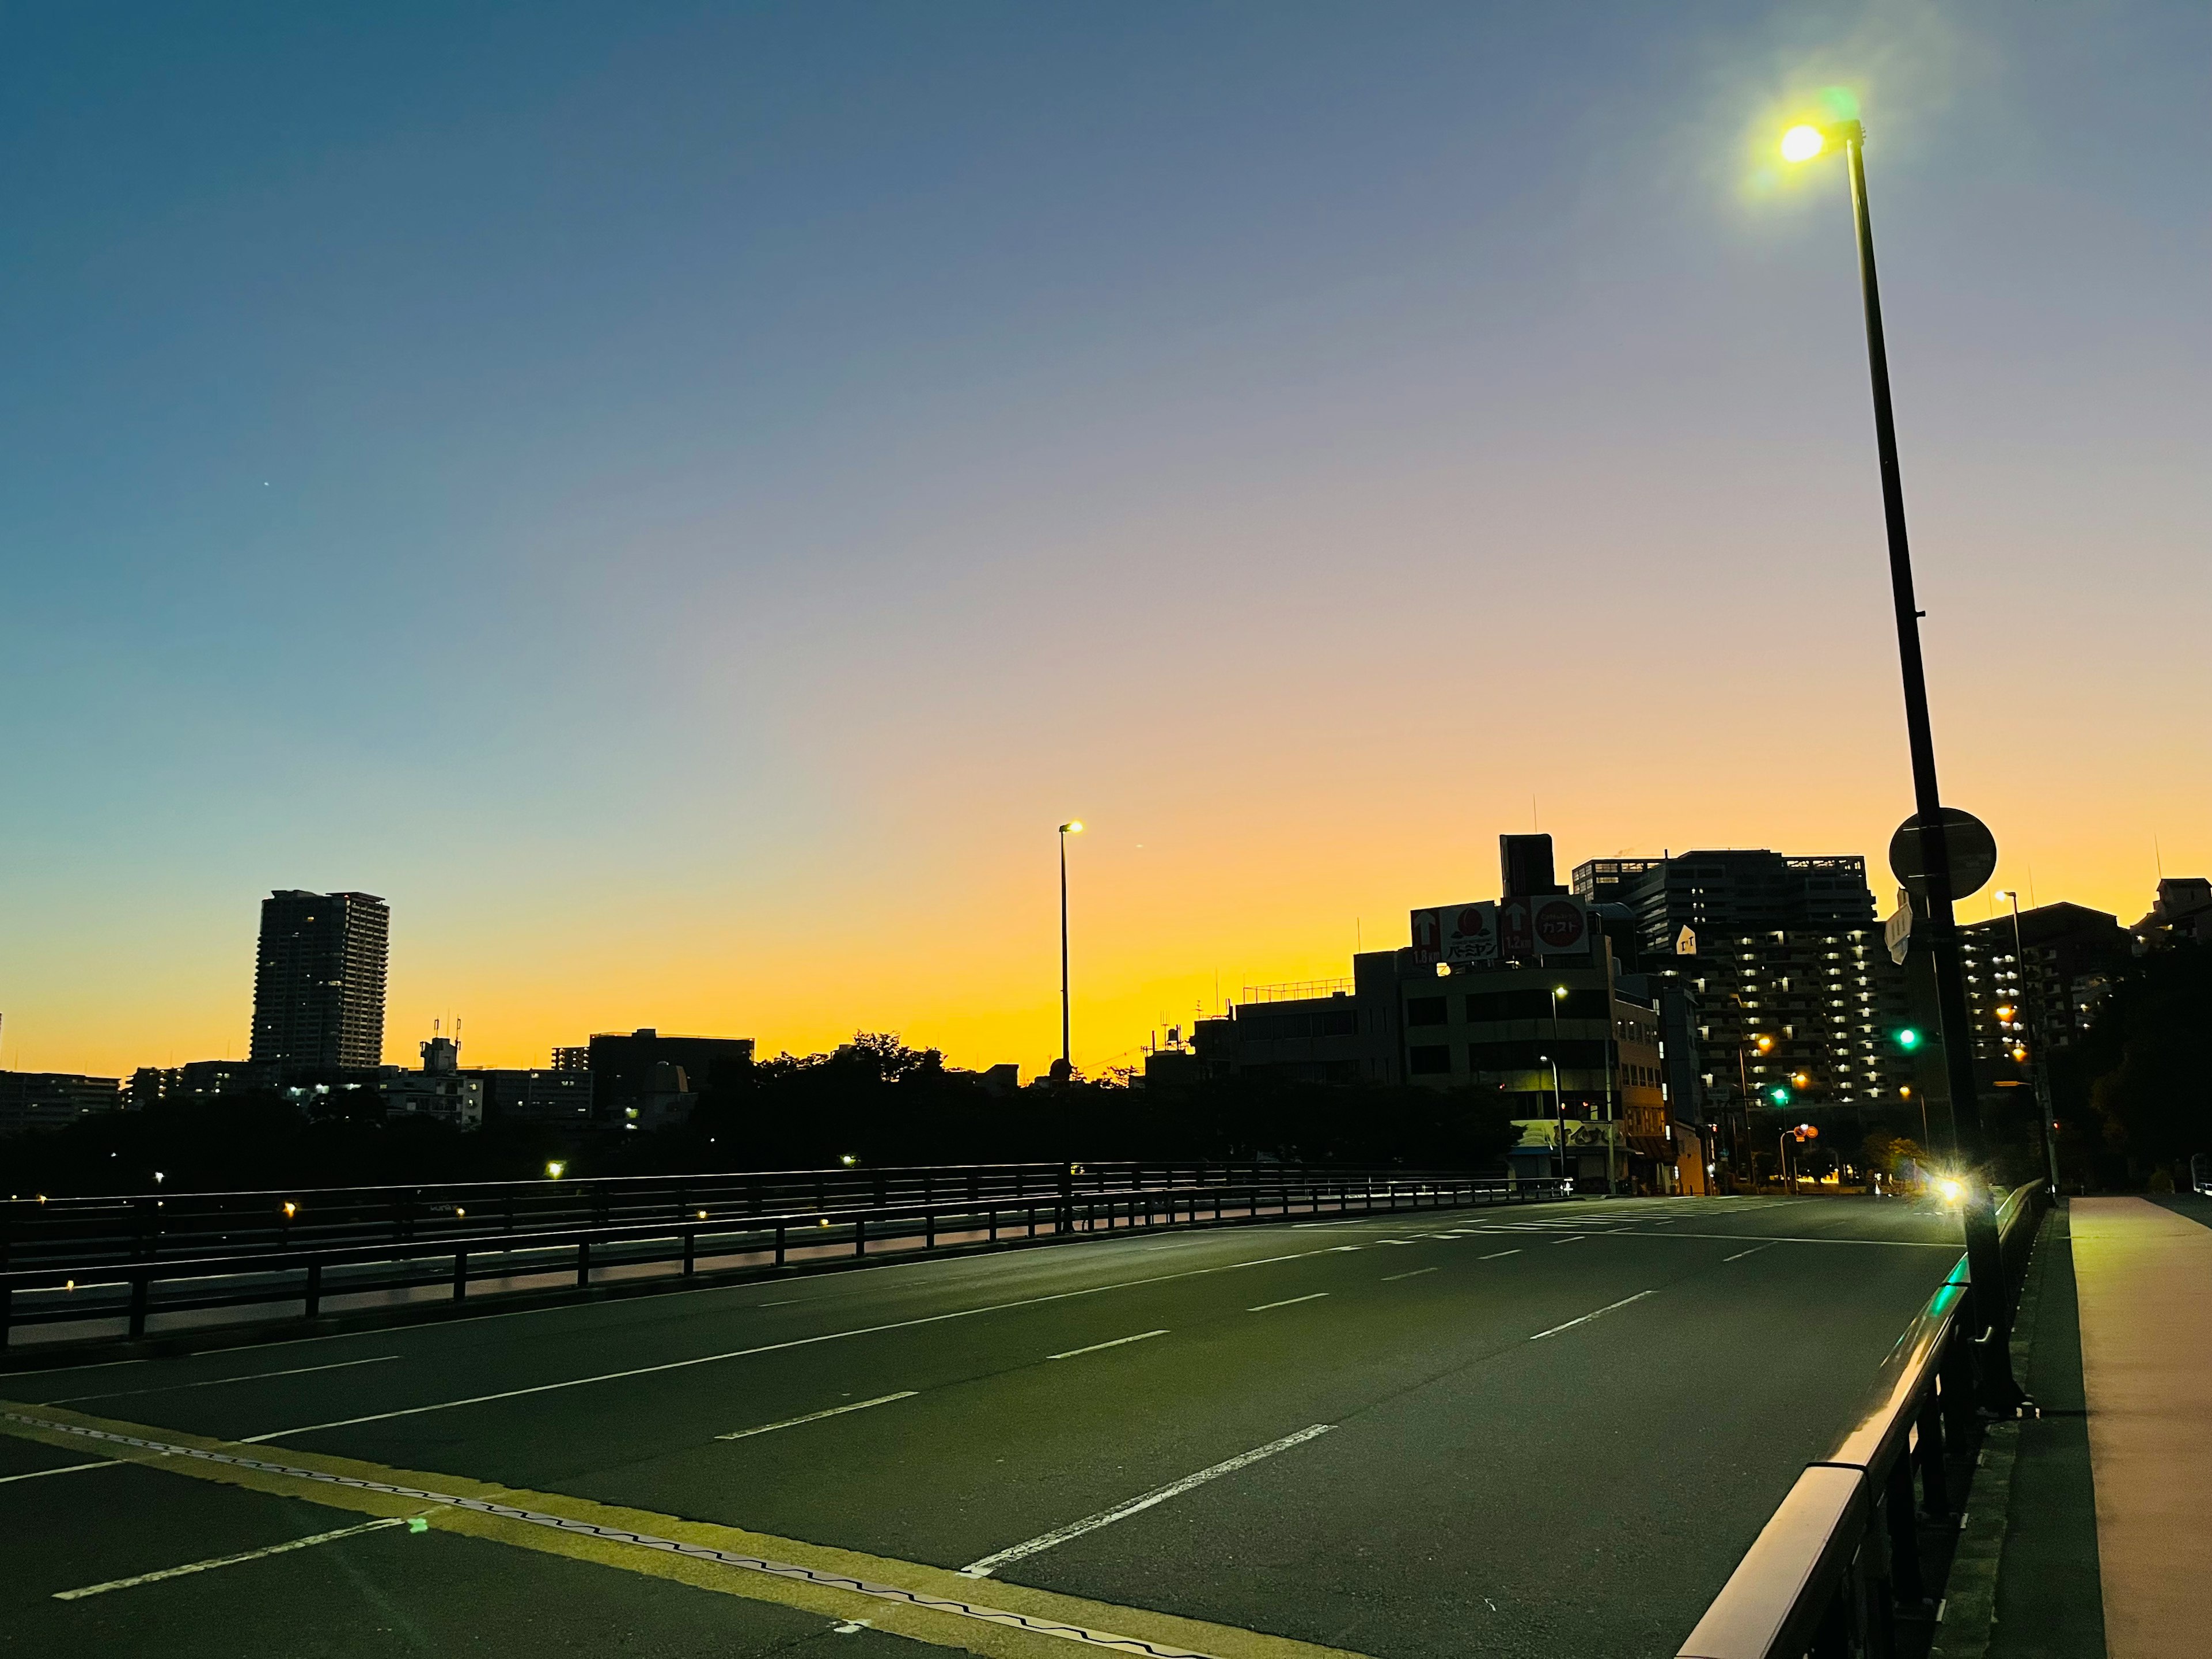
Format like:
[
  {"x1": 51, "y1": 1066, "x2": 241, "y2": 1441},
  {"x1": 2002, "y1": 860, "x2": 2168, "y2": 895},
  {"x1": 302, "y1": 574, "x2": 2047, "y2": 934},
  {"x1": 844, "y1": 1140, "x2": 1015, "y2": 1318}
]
[{"x1": 1982, "y1": 1196, "x2": 2212, "y2": 1659}]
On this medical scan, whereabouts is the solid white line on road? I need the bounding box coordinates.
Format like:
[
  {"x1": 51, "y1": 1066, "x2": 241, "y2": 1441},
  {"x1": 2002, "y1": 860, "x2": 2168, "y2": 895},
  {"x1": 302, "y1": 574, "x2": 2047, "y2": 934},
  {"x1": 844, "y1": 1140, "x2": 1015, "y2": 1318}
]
[
  {"x1": 1724, "y1": 1244, "x2": 1778, "y2": 1263},
  {"x1": 0, "y1": 1459, "x2": 120, "y2": 1485},
  {"x1": 1048, "y1": 1330, "x2": 1168, "y2": 1361},
  {"x1": 957, "y1": 1425, "x2": 1335, "y2": 1578},
  {"x1": 1478, "y1": 1250, "x2": 1522, "y2": 1261},
  {"x1": 1381, "y1": 1268, "x2": 1437, "y2": 1283},
  {"x1": 1246, "y1": 1293, "x2": 1328, "y2": 1312},
  {"x1": 1552, "y1": 1236, "x2": 1586, "y2": 1245},
  {"x1": 1529, "y1": 1289, "x2": 1658, "y2": 1342},
  {"x1": 52, "y1": 1517, "x2": 410, "y2": 1600},
  {"x1": 52, "y1": 1354, "x2": 401, "y2": 1405},
  {"x1": 715, "y1": 1392, "x2": 918, "y2": 1441}
]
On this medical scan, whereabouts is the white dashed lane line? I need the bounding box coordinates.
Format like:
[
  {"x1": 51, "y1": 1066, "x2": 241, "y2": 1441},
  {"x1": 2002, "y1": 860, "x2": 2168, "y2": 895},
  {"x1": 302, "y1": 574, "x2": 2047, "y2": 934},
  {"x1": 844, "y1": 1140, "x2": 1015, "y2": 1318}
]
[
  {"x1": 957, "y1": 1425, "x2": 1335, "y2": 1579},
  {"x1": 52, "y1": 1516, "x2": 414, "y2": 1600},
  {"x1": 715, "y1": 1392, "x2": 918, "y2": 1441},
  {"x1": 1381, "y1": 1268, "x2": 1438, "y2": 1283},
  {"x1": 1247, "y1": 1293, "x2": 1329, "y2": 1313},
  {"x1": 1528, "y1": 1289, "x2": 1658, "y2": 1342},
  {"x1": 1048, "y1": 1331, "x2": 1169, "y2": 1361}
]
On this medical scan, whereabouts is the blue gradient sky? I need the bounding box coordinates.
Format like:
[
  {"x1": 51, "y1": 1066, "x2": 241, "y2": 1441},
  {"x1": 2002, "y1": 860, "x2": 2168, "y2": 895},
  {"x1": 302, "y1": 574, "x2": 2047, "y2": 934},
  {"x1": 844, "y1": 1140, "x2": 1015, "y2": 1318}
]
[{"x1": 3, "y1": 2, "x2": 2206, "y2": 1078}]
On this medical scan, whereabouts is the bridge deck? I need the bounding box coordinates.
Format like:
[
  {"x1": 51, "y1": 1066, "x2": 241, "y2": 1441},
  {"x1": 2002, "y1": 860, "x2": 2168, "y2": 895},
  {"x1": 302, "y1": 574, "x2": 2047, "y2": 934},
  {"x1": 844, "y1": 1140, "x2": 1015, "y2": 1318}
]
[{"x1": 1, "y1": 1195, "x2": 1968, "y2": 1659}]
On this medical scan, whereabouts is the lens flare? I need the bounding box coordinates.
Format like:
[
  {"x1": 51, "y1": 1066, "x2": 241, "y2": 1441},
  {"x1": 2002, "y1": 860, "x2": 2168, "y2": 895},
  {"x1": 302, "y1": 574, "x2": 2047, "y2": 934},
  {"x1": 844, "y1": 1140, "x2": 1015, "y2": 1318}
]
[{"x1": 1781, "y1": 125, "x2": 1826, "y2": 163}]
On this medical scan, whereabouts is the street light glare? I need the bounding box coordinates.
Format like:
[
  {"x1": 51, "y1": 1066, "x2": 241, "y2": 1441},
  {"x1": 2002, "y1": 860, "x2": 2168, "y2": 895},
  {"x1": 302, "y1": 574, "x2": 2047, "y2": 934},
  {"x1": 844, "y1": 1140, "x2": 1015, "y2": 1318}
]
[
  {"x1": 1780, "y1": 124, "x2": 1826, "y2": 164},
  {"x1": 1062, "y1": 820, "x2": 1083, "y2": 835}
]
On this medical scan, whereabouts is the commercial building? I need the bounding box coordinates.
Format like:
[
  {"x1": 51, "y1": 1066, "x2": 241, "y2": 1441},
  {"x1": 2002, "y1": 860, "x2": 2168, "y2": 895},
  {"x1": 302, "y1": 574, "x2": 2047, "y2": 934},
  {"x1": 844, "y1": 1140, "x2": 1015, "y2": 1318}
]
[
  {"x1": 0, "y1": 1071, "x2": 122, "y2": 1133},
  {"x1": 382, "y1": 1033, "x2": 484, "y2": 1128},
  {"x1": 583, "y1": 1029, "x2": 755, "y2": 1126},
  {"x1": 469, "y1": 1065, "x2": 594, "y2": 1124},
  {"x1": 250, "y1": 890, "x2": 390, "y2": 1073},
  {"x1": 1191, "y1": 836, "x2": 1685, "y2": 1191}
]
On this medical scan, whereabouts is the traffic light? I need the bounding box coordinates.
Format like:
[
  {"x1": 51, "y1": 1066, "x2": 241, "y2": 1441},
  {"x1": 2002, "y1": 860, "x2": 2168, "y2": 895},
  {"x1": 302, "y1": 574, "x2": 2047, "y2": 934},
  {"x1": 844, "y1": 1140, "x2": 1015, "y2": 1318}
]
[
  {"x1": 1768, "y1": 1085, "x2": 1792, "y2": 1107},
  {"x1": 1893, "y1": 1027, "x2": 1922, "y2": 1051}
]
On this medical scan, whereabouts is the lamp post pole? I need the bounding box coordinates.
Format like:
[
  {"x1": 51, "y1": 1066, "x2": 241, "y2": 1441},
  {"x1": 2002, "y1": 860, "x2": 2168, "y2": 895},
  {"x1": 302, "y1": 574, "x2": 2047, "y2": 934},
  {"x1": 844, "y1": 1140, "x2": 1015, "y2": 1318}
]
[
  {"x1": 1816, "y1": 120, "x2": 2020, "y2": 1406},
  {"x1": 1058, "y1": 821, "x2": 1082, "y2": 1079},
  {"x1": 1543, "y1": 1054, "x2": 1567, "y2": 1190}
]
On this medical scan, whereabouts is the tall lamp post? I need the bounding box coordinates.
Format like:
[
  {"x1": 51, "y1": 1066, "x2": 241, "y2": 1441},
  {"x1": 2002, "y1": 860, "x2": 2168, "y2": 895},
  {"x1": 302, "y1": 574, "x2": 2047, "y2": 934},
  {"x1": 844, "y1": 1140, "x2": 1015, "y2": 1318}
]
[
  {"x1": 1781, "y1": 117, "x2": 2020, "y2": 1406},
  {"x1": 1540, "y1": 1051, "x2": 1567, "y2": 1190},
  {"x1": 1994, "y1": 889, "x2": 2062, "y2": 1192},
  {"x1": 1058, "y1": 821, "x2": 1083, "y2": 1080}
]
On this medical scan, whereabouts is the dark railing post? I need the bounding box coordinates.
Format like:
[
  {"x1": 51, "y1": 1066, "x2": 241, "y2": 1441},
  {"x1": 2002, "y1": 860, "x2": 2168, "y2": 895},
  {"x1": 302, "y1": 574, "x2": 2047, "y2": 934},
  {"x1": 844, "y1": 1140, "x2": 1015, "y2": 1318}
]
[
  {"x1": 453, "y1": 1248, "x2": 469, "y2": 1301},
  {"x1": 305, "y1": 1259, "x2": 321, "y2": 1319},
  {"x1": 926, "y1": 1207, "x2": 937, "y2": 1249},
  {"x1": 1027, "y1": 1204, "x2": 1037, "y2": 1238},
  {"x1": 683, "y1": 1229, "x2": 696, "y2": 1277},
  {"x1": 577, "y1": 1238, "x2": 591, "y2": 1289},
  {"x1": 127, "y1": 1271, "x2": 149, "y2": 1339},
  {"x1": 1916, "y1": 1396, "x2": 1950, "y2": 1519},
  {"x1": 988, "y1": 1206, "x2": 998, "y2": 1243},
  {"x1": 775, "y1": 1222, "x2": 787, "y2": 1266},
  {"x1": 1885, "y1": 1455, "x2": 1926, "y2": 1604},
  {"x1": 854, "y1": 1217, "x2": 867, "y2": 1257}
]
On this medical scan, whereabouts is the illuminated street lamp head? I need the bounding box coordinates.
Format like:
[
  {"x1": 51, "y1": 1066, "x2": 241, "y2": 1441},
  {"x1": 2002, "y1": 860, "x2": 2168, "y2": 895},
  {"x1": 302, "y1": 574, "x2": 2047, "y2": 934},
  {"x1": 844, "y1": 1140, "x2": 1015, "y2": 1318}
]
[
  {"x1": 1552, "y1": 986, "x2": 1569, "y2": 999},
  {"x1": 544, "y1": 1160, "x2": 566, "y2": 1180},
  {"x1": 1060, "y1": 820, "x2": 1083, "y2": 835},
  {"x1": 1755, "y1": 1034, "x2": 1774, "y2": 1053},
  {"x1": 1780, "y1": 124, "x2": 1826, "y2": 163}
]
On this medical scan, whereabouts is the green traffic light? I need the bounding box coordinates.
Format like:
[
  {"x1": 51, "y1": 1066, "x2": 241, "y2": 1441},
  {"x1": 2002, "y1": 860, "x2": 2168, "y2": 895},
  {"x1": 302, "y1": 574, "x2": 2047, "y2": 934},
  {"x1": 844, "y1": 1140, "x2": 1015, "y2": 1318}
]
[
  {"x1": 1893, "y1": 1027, "x2": 1922, "y2": 1051},
  {"x1": 1768, "y1": 1086, "x2": 1791, "y2": 1105}
]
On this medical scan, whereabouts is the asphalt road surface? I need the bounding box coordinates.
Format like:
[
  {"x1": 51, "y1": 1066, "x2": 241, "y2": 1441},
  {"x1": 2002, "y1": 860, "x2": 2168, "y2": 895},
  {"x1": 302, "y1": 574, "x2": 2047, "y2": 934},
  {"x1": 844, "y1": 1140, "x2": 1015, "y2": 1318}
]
[{"x1": 0, "y1": 1194, "x2": 1969, "y2": 1659}]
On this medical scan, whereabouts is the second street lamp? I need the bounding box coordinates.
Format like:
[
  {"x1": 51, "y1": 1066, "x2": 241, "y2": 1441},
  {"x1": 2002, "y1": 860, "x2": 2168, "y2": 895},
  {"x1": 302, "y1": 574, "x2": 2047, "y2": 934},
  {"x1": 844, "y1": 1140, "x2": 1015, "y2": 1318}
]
[
  {"x1": 1058, "y1": 821, "x2": 1083, "y2": 1081},
  {"x1": 1781, "y1": 113, "x2": 2021, "y2": 1406}
]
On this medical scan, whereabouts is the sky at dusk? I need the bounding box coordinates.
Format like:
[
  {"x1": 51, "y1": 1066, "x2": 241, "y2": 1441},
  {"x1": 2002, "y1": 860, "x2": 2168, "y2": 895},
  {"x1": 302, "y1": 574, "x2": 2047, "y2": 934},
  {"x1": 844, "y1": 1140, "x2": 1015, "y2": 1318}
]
[{"x1": 2, "y1": 2, "x2": 2206, "y2": 1081}]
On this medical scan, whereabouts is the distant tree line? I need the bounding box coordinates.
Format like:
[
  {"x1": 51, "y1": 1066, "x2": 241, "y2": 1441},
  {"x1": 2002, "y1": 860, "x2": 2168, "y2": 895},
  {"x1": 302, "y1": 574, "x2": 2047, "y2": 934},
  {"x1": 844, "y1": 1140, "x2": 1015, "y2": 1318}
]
[{"x1": 0, "y1": 1033, "x2": 1521, "y2": 1198}]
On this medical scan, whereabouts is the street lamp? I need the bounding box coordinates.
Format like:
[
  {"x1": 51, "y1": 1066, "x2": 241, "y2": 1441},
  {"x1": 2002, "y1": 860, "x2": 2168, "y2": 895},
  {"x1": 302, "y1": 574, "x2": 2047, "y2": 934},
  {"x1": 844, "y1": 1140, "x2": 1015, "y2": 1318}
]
[
  {"x1": 1994, "y1": 888, "x2": 2062, "y2": 1191},
  {"x1": 1058, "y1": 821, "x2": 1084, "y2": 1080},
  {"x1": 1780, "y1": 112, "x2": 2020, "y2": 1406},
  {"x1": 1539, "y1": 1051, "x2": 1567, "y2": 1190}
]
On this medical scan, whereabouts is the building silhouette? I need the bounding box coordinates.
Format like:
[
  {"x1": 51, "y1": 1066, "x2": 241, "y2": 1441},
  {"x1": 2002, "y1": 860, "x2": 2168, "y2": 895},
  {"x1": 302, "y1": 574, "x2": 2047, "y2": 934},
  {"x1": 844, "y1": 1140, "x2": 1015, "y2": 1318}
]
[{"x1": 249, "y1": 890, "x2": 390, "y2": 1072}]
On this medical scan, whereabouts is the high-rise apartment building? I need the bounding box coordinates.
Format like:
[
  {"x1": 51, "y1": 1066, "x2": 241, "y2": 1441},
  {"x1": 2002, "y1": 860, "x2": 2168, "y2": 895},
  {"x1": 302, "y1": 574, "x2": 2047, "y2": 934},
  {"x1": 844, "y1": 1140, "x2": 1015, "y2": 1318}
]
[
  {"x1": 249, "y1": 890, "x2": 390, "y2": 1071},
  {"x1": 1574, "y1": 851, "x2": 1911, "y2": 1117}
]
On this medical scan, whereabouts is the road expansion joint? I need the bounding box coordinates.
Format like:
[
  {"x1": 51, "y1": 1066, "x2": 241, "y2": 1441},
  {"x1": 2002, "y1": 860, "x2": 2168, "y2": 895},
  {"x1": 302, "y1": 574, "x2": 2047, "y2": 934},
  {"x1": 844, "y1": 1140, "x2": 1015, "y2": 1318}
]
[{"x1": 0, "y1": 1398, "x2": 1372, "y2": 1659}]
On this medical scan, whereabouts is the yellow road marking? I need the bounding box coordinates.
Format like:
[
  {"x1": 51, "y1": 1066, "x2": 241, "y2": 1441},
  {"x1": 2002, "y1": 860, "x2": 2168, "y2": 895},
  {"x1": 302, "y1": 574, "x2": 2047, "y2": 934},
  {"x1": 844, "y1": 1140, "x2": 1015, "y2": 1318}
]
[{"x1": 1, "y1": 1399, "x2": 1370, "y2": 1659}]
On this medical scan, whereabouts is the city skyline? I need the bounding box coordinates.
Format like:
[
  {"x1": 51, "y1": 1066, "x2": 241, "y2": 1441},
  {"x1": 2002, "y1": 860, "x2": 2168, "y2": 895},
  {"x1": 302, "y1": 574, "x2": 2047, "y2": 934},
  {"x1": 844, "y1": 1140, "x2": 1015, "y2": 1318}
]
[{"x1": 3, "y1": 5, "x2": 2206, "y2": 1080}]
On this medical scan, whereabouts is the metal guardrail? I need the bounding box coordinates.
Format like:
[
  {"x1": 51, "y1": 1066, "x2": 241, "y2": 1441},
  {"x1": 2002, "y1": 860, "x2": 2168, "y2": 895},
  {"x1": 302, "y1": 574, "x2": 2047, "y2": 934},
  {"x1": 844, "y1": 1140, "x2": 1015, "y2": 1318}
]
[
  {"x1": 0, "y1": 1169, "x2": 1567, "y2": 1350},
  {"x1": 0, "y1": 1160, "x2": 1330, "y2": 1272},
  {"x1": 1677, "y1": 1181, "x2": 2047, "y2": 1659}
]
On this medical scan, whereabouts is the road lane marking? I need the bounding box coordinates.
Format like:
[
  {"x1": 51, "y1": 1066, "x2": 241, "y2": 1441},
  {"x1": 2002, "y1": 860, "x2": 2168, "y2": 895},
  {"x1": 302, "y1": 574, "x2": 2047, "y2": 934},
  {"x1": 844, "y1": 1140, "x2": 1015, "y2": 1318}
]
[
  {"x1": 53, "y1": 1516, "x2": 410, "y2": 1599},
  {"x1": 1380, "y1": 1268, "x2": 1437, "y2": 1283},
  {"x1": 234, "y1": 1236, "x2": 1429, "y2": 1441},
  {"x1": 716, "y1": 1392, "x2": 918, "y2": 1441},
  {"x1": 1723, "y1": 1244, "x2": 1778, "y2": 1263},
  {"x1": 52, "y1": 1354, "x2": 401, "y2": 1404},
  {"x1": 1529, "y1": 1289, "x2": 1658, "y2": 1342},
  {"x1": 1049, "y1": 1330, "x2": 1168, "y2": 1361},
  {"x1": 1552, "y1": 1236, "x2": 1586, "y2": 1245},
  {"x1": 3, "y1": 1411, "x2": 1289, "y2": 1659},
  {"x1": 0, "y1": 1458, "x2": 120, "y2": 1484},
  {"x1": 1478, "y1": 1250, "x2": 1522, "y2": 1261},
  {"x1": 957, "y1": 1425, "x2": 1335, "y2": 1579},
  {"x1": 1246, "y1": 1294, "x2": 1328, "y2": 1312}
]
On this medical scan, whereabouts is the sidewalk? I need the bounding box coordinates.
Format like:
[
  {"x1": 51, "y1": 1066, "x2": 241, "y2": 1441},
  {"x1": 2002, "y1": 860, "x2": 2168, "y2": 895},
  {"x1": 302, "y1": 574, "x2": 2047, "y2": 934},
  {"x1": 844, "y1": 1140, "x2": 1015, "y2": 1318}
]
[{"x1": 2066, "y1": 1196, "x2": 2212, "y2": 1659}]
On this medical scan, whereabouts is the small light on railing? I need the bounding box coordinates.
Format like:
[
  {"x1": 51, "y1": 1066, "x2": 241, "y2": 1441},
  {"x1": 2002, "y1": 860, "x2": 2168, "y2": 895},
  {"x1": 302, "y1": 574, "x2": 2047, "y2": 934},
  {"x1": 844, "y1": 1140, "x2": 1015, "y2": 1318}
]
[
  {"x1": 283, "y1": 1201, "x2": 298, "y2": 1219},
  {"x1": 696, "y1": 1209, "x2": 708, "y2": 1220},
  {"x1": 454, "y1": 1207, "x2": 466, "y2": 1218}
]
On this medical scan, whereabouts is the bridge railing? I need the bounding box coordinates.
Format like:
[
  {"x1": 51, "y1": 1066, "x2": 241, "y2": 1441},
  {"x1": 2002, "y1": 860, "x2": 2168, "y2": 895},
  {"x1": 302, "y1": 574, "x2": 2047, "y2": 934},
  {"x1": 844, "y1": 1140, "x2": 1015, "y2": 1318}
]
[
  {"x1": 1676, "y1": 1181, "x2": 2047, "y2": 1659},
  {"x1": 0, "y1": 1168, "x2": 1567, "y2": 1349},
  {"x1": 0, "y1": 1160, "x2": 1381, "y2": 1272}
]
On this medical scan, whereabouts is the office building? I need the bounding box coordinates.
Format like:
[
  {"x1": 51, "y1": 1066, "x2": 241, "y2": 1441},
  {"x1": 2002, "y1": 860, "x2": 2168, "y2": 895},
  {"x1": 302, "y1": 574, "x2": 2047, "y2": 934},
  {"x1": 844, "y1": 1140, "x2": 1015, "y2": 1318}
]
[
  {"x1": 250, "y1": 890, "x2": 390, "y2": 1072},
  {"x1": 382, "y1": 1032, "x2": 484, "y2": 1128}
]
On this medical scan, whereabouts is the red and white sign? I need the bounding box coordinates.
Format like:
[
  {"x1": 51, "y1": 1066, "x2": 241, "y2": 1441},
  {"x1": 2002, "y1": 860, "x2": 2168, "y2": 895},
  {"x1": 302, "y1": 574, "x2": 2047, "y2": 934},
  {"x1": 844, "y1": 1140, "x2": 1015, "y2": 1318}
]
[
  {"x1": 1497, "y1": 897, "x2": 1536, "y2": 957},
  {"x1": 1532, "y1": 895, "x2": 1590, "y2": 954},
  {"x1": 1410, "y1": 908, "x2": 1444, "y2": 963},
  {"x1": 1441, "y1": 902, "x2": 1498, "y2": 964}
]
